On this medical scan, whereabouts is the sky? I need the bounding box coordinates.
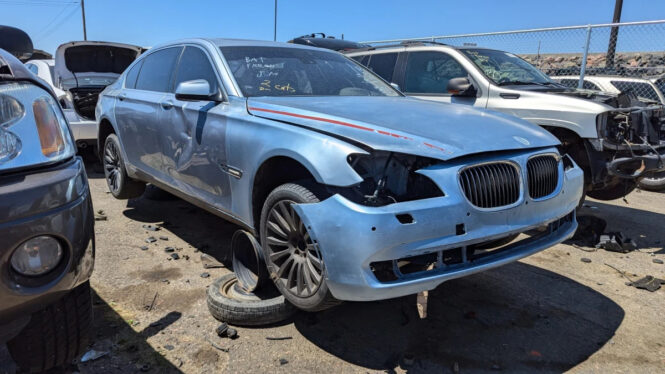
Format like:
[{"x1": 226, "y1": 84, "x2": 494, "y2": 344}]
[{"x1": 1, "y1": 0, "x2": 665, "y2": 55}]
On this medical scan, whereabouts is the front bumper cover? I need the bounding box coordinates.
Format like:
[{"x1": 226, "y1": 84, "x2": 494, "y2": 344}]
[
  {"x1": 0, "y1": 157, "x2": 95, "y2": 338},
  {"x1": 294, "y1": 148, "x2": 584, "y2": 301}
]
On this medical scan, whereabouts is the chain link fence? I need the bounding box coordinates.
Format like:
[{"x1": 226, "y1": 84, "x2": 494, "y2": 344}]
[{"x1": 363, "y1": 20, "x2": 665, "y2": 103}]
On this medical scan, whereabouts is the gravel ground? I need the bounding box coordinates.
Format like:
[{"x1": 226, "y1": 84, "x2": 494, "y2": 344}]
[{"x1": 3, "y1": 163, "x2": 665, "y2": 373}]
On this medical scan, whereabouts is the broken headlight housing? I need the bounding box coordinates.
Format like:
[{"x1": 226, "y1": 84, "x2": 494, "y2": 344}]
[
  {"x1": 0, "y1": 82, "x2": 75, "y2": 172},
  {"x1": 341, "y1": 151, "x2": 444, "y2": 206}
]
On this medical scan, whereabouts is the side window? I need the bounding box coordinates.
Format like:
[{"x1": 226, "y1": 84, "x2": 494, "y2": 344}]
[
  {"x1": 124, "y1": 60, "x2": 143, "y2": 89},
  {"x1": 135, "y1": 47, "x2": 182, "y2": 92},
  {"x1": 404, "y1": 51, "x2": 468, "y2": 94},
  {"x1": 366, "y1": 53, "x2": 398, "y2": 82},
  {"x1": 352, "y1": 55, "x2": 370, "y2": 66},
  {"x1": 26, "y1": 63, "x2": 39, "y2": 74},
  {"x1": 557, "y1": 79, "x2": 578, "y2": 89},
  {"x1": 173, "y1": 46, "x2": 218, "y2": 93}
]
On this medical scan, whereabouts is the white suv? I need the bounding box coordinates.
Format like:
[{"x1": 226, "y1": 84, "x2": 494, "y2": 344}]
[{"x1": 347, "y1": 43, "x2": 665, "y2": 199}]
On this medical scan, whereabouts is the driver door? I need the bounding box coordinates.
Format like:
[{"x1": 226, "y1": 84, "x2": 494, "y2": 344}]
[
  {"x1": 159, "y1": 45, "x2": 232, "y2": 211},
  {"x1": 400, "y1": 51, "x2": 487, "y2": 108}
]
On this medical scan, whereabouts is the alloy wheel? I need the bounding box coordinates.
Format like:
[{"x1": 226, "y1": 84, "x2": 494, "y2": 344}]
[
  {"x1": 103, "y1": 140, "x2": 121, "y2": 193},
  {"x1": 264, "y1": 200, "x2": 324, "y2": 298}
]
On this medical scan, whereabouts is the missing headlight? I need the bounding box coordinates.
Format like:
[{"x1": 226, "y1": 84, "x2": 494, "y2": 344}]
[{"x1": 338, "y1": 152, "x2": 444, "y2": 206}]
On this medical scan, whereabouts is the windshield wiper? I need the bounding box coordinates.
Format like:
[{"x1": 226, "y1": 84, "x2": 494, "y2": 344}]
[{"x1": 497, "y1": 80, "x2": 547, "y2": 86}]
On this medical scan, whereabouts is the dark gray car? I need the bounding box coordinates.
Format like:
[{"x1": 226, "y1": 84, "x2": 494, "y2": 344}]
[{"x1": 0, "y1": 31, "x2": 95, "y2": 372}]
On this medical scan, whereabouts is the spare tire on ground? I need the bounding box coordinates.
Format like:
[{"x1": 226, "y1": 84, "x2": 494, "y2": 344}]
[{"x1": 207, "y1": 273, "x2": 296, "y2": 326}]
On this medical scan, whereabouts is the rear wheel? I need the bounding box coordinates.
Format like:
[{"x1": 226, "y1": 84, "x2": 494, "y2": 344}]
[
  {"x1": 103, "y1": 134, "x2": 145, "y2": 199},
  {"x1": 8, "y1": 282, "x2": 92, "y2": 373},
  {"x1": 260, "y1": 183, "x2": 340, "y2": 312}
]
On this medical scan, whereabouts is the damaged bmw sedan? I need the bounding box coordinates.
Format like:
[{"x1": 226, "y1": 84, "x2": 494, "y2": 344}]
[{"x1": 96, "y1": 39, "x2": 584, "y2": 311}]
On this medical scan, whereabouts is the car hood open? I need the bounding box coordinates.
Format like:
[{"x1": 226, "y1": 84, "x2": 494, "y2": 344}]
[
  {"x1": 54, "y1": 41, "x2": 142, "y2": 89},
  {"x1": 247, "y1": 96, "x2": 559, "y2": 161}
]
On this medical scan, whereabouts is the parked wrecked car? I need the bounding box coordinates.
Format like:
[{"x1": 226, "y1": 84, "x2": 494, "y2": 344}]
[
  {"x1": 96, "y1": 38, "x2": 583, "y2": 311},
  {"x1": 347, "y1": 43, "x2": 665, "y2": 200},
  {"x1": 48, "y1": 41, "x2": 142, "y2": 150},
  {"x1": 0, "y1": 42, "x2": 94, "y2": 371}
]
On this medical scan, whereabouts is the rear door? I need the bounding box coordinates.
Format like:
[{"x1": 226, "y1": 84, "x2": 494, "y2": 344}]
[
  {"x1": 160, "y1": 45, "x2": 232, "y2": 210},
  {"x1": 114, "y1": 46, "x2": 182, "y2": 180}
]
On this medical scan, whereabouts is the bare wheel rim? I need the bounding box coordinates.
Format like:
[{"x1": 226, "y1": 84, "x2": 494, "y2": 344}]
[
  {"x1": 265, "y1": 200, "x2": 323, "y2": 298},
  {"x1": 103, "y1": 140, "x2": 121, "y2": 193}
]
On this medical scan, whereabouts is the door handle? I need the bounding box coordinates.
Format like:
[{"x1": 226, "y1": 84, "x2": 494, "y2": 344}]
[
  {"x1": 161, "y1": 100, "x2": 174, "y2": 109},
  {"x1": 118, "y1": 93, "x2": 126, "y2": 101}
]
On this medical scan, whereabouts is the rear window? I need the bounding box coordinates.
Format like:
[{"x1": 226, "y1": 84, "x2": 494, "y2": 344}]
[
  {"x1": 135, "y1": 47, "x2": 182, "y2": 93},
  {"x1": 64, "y1": 45, "x2": 138, "y2": 74},
  {"x1": 611, "y1": 80, "x2": 660, "y2": 102}
]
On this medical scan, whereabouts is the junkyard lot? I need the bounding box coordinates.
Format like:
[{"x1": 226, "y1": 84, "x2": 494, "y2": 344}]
[{"x1": 76, "y1": 164, "x2": 664, "y2": 374}]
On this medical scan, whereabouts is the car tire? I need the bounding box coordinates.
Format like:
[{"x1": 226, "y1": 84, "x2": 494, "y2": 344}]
[
  {"x1": 206, "y1": 273, "x2": 297, "y2": 326},
  {"x1": 7, "y1": 281, "x2": 92, "y2": 373},
  {"x1": 103, "y1": 134, "x2": 145, "y2": 199},
  {"x1": 586, "y1": 180, "x2": 636, "y2": 200},
  {"x1": 260, "y1": 182, "x2": 341, "y2": 312},
  {"x1": 637, "y1": 171, "x2": 665, "y2": 191}
]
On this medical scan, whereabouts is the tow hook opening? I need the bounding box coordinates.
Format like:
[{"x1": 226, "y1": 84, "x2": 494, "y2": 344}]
[{"x1": 231, "y1": 230, "x2": 269, "y2": 293}]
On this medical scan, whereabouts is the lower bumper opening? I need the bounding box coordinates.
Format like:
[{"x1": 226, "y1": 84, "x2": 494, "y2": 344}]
[{"x1": 369, "y1": 211, "x2": 575, "y2": 283}]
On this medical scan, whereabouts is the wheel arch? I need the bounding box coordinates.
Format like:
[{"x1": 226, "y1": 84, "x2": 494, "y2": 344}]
[{"x1": 250, "y1": 155, "x2": 319, "y2": 232}]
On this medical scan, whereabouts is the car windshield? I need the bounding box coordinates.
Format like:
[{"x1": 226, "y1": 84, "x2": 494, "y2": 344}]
[
  {"x1": 461, "y1": 48, "x2": 553, "y2": 86},
  {"x1": 220, "y1": 46, "x2": 399, "y2": 97}
]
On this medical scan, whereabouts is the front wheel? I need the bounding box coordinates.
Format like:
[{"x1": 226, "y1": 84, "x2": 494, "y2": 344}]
[
  {"x1": 259, "y1": 182, "x2": 340, "y2": 312},
  {"x1": 103, "y1": 134, "x2": 145, "y2": 199},
  {"x1": 8, "y1": 282, "x2": 92, "y2": 373},
  {"x1": 637, "y1": 171, "x2": 665, "y2": 192},
  {"x1": 586, "y1": 180, "x2": 636, "y2": 200}
]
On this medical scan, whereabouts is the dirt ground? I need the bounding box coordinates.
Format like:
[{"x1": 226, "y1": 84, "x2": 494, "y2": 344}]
[{"x1": 4, "y1": 160, "x2": 665, "y2": 373}]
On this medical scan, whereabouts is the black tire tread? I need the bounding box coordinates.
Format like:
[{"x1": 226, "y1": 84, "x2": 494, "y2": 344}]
[
  {"x1": 8, "y1": 282, "x2": 92, "y2": 373},
  {"x1": 206, "y1": 274, "x2": 297, "y2": 326}
]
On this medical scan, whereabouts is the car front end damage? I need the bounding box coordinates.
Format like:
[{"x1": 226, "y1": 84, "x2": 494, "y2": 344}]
[
  {"x1": 596, "y1": 104, "x2": 665, "y2": 179},
  {"x1": 559, "y1": 90, "x2": 665, "y2": 183},
  {"x1": 292, "y1": 146, "x2": 584, "y2": 302}
]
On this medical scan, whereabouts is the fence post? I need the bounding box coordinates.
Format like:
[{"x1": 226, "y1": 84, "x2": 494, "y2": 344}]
[{"x1": 578, "y1": 25, "x2": 592, "y2": 89}]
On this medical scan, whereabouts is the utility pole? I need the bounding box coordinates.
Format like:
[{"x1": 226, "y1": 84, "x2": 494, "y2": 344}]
[
  {"x1": 606, "y1": 0, "x2": 623, "y2": 69},
  {"x1": 273, "y1": 0, "x2": 277, "y2": 41},
  {"x1": 81, "y1": 0, "x2": 87, "y2": 40}
]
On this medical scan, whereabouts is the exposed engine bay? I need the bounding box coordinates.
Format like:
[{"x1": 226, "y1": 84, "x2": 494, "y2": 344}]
[
  {"x1": 333, "y1": 152, "x2": 444, "y2": 206},
  {"x1": 68, "y1": 85, "x2": 105, "y2": 121}
]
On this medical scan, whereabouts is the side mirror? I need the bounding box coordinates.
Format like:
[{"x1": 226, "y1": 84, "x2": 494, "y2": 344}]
[
  {"x1": 175, "y1": 79, "x2": 220, "y2": 101},
  {"x1": 390, "y1": 82, "x2": 400, "y2": 91},
  {"x1": 447, "y1": 77, "x2": 476, "y2": 97}
]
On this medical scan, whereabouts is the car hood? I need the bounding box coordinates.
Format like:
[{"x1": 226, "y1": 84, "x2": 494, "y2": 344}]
[
  {"x1": 247, "y1": 96, "x2": 559, "y2": 161},
  {"x1": 54, "y1": 41, "x2": 142, "y2": 89}
]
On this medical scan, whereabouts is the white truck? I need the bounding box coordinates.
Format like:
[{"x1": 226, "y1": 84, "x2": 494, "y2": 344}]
[{"x1": 347, "y1": 43, "x2": 665, "y2": 199}]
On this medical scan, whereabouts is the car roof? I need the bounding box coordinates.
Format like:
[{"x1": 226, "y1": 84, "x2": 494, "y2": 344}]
[
  {"x1": 26, "y1": 59, "x2": 54, "y2": 66},
  {"x1": 147, "y1": 38, "x2": 334, "y2": 53},
  {"x1": 345, "y1": 42, "x2": 504, "y2": 55}
]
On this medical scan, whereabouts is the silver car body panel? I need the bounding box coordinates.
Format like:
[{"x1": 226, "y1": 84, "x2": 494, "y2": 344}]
[{"x1": 97, "y1": 38, "x2": 584, "y2": 301}]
